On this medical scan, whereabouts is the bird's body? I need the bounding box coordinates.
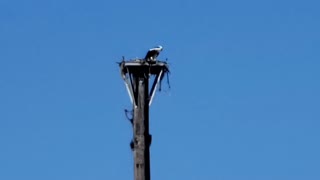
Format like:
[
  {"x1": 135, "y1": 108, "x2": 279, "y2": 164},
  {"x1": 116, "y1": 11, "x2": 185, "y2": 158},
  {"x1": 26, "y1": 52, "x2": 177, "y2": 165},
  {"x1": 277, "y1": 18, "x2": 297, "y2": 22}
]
[{"x1": 145, "y1": 45, "x2": 163, "y2": 62}]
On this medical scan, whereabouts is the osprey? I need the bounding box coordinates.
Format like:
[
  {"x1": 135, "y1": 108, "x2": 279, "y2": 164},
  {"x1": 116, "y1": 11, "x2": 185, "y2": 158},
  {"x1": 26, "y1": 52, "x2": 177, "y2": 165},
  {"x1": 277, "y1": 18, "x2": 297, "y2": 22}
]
[{"x1": 145, "y1": 45, "x2": 163, "y2": 62}]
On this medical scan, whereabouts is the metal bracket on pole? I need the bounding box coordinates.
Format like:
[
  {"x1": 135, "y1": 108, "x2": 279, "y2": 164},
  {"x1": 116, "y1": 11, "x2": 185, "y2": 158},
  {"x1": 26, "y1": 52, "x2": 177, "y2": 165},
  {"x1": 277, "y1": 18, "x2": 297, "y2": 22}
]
[
  {"x1": 128, "y1": 71, "x2": 137, "y2": 108},
  {"x1": 149, "y1": 69, "x2": 163, "y2": 106},
  {"x1": 124, "y1": 77, "x2": 135, "y2": 106},
  {"x1": 119, "y1": 59, "x2": 169, "y2": 107}
]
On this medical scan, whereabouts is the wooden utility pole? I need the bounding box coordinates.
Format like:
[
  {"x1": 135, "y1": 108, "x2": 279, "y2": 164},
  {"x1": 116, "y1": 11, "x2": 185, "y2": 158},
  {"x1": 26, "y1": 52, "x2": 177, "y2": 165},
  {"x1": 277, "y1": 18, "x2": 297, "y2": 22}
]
[
  {"x1": 133, "y1": 71, "x2": 150, "y2": 180},
  {"x1": 119, "y1": 59, "x2": 169, "y2": 180}
]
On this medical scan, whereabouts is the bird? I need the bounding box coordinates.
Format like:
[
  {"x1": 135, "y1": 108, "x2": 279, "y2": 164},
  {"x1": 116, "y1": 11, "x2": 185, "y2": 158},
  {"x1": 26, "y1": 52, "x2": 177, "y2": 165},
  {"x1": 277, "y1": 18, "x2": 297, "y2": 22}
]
[{"x1": 144, "y1": 45, "x2": 163, "y2": 62}]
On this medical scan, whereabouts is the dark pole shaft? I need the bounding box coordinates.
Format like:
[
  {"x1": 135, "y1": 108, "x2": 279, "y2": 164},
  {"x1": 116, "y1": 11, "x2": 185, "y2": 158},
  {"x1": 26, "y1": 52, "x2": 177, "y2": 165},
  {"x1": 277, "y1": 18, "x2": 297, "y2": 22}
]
[{"x1": 133, "y1": 73, "x2": 151, "y2": 180}]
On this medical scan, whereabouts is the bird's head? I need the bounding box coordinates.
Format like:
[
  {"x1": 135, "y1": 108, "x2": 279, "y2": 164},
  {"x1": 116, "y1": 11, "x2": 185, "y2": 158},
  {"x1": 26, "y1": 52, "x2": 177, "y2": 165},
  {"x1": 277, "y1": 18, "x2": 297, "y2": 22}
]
[{"x1": 157, "y1": 45, "x2": 163, "y2": 51}]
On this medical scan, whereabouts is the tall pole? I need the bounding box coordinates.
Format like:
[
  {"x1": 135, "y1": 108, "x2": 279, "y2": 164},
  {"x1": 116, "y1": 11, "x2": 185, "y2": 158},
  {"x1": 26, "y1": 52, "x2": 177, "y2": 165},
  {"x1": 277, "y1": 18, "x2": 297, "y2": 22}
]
[
  {"x1": 119, "y1": 59, "x2": 169, "y2": 180},
  {"x1": 133, "y1": 71, "x2": 151, "y2": 180}
]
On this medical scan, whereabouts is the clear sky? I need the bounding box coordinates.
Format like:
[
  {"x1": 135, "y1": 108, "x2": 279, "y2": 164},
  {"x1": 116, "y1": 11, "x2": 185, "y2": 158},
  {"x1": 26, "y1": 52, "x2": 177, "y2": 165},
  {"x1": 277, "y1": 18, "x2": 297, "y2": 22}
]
[{"x1": 1, "y1": 0, "x2": 320, "y2": 179}]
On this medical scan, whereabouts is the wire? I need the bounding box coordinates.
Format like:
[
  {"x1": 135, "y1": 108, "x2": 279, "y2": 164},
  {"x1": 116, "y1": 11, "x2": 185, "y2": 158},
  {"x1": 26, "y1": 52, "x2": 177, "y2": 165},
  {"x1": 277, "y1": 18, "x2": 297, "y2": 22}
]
[{"x1": 124, "y1": 109, "x2": 133, "y2": 125}]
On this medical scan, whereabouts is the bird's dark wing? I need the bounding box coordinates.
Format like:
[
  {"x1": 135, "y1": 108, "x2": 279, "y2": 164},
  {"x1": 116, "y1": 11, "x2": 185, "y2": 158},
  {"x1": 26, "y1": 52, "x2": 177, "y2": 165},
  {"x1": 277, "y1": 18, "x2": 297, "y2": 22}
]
[{"x1": 145, "y1": 50, "x2": 156, "y2": 59}]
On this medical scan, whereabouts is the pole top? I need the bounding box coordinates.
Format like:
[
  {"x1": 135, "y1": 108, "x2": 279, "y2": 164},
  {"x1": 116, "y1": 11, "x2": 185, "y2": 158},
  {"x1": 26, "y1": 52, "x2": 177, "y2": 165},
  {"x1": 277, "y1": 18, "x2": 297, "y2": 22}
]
[
  {"x1": 119, "y1": 58, "x2": 170, "y2": 106},
  {"x1": 119, "y1": 58, "x2": 169, "y2": 76}
]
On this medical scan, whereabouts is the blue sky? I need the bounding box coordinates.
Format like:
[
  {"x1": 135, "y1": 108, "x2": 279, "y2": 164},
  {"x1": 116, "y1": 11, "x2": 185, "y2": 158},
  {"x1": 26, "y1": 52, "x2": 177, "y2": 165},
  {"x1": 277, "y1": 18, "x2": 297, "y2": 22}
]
[{"x1": 1, "y1": 0, "x2": 320, "y2": 179}]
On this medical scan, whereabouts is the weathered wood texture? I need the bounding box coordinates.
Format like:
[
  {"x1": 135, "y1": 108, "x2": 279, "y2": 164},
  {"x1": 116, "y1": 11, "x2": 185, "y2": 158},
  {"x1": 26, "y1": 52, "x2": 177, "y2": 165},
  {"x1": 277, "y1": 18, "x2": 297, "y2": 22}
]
[{"x1": 133, "y1": 73, "x2": 151, "y2": 180}]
